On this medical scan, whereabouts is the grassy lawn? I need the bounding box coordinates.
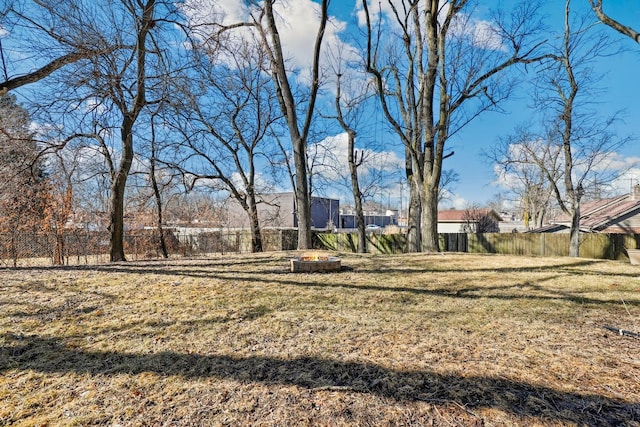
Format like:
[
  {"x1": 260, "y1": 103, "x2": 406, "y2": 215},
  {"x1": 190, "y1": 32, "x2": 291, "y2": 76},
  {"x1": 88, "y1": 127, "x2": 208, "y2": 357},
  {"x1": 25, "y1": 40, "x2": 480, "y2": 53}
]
[{"x1": 1, "y1": 252, "x2": 639, "y2": 426}]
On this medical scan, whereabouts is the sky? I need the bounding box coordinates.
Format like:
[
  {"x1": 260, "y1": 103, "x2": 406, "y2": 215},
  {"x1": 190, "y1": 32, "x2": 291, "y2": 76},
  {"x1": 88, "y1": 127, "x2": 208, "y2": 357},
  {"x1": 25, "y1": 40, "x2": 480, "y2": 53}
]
[
  {"x1": 195, "y1": 0, "x2": 640, "y2": 209},
  {"x1": 3, "y1": 0, "x2": 640, "y2": 212},
  {"x1": 327, "y1": 0, "x2": 640, "y2": 209}
]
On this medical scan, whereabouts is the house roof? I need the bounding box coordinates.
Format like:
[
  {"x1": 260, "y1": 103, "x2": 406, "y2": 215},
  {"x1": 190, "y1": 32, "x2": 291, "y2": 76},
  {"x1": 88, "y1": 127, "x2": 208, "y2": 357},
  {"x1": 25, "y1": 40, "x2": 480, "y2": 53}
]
[
  {"x1": 438, "y1": 209, "x2": 503, "y2": 222},
  {"x1": 527, "y1": 223, "x2": 569, "y2": 233},
  {"x1": 561, "y1": 195, "x2": 628, "y2": 218},
  {"x1": 552, "y1": 193, "x2": 640, "y2": 232}
]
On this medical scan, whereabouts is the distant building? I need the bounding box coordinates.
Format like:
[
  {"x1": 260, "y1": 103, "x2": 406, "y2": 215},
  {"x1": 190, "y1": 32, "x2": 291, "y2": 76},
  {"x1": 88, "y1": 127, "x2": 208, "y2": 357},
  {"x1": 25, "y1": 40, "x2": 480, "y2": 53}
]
[
  {"x1": 257, "y1": 192, "x2": 339, "y2": 230},
  {"x1": 437, "y1": 208, "x2": 502, "y2": 233},
  {"x1": 338, "y1": 207, "x2": 398, "y2": 229}
]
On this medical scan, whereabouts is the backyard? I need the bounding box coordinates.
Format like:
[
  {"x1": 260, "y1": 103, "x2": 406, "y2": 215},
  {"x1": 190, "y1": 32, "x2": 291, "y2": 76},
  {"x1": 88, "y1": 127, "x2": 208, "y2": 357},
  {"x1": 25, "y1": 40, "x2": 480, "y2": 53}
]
[{"x1": 0, "y1": 252, "x2": 638, "y2": 426}]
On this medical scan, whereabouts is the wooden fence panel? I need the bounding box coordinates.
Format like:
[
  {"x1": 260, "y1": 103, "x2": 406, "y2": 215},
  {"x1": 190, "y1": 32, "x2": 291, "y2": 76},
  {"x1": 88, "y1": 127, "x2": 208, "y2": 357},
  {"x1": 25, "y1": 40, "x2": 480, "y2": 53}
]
[
  {"x1": 439, "y1": 233, "x2": 467, "y2": 252},
  {"x1": 313, "y1": 232, "x2": 640, "y2": 261}
]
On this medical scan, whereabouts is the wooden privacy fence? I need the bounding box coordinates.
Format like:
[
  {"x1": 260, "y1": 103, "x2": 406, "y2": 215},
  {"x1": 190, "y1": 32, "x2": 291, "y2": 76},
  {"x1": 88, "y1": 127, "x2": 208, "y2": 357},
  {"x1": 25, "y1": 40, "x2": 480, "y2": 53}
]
[
  {"x1": 466, "y1": 233, "x2": 639, "y2": 260},
  {"x1": 316, "y1": 232, "x2": 640, "y2": 261}
]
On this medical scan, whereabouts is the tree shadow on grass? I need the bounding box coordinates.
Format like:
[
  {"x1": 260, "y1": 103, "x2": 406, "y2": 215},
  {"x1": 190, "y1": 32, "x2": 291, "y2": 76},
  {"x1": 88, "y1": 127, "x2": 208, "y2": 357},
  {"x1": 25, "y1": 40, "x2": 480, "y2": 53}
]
[
  {"x1": 5, "y1": 262, "x2": 639, "y2": 309},
  {"x1": 4, "y1": 255, "x2": 635, "y2": 280},
  {"x1": 1, "y1": 334, "x2": 638, "y2": 426}
]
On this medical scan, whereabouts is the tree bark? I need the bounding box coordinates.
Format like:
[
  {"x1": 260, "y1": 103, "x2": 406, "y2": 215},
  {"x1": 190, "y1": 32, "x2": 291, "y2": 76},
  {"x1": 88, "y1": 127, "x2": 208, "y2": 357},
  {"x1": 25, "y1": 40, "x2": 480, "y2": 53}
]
[
  {"x1": 150, "y1": 155, "x2": 168, "y2": 258},
  {"x1": 590, "y1": 0, "x2": 640, "y2": 43},
  {"x1": 247, "y1": 197, "x2": 263, "y2": 253},
  {"x1": 347, "y1": 132, "x2": 367, "y2": 253},
  {"x1": 293, "y1": 133, "x2": 312, "y2": 249},
  {"x1": 110, "y1": 116, "x2": 135, "y2": 262},
  {"x1": 405, "y1": 155, "x2": 421, "y2": 252},
  {"x1": 561, "y1": 0, "x2": 580, "y2": 257},
  {"x1": 420, "y1": 181, "x2": 439, "y2": 252},
  {"x1": 569, "y1": 203, "x2": 580, "y2": 257}
]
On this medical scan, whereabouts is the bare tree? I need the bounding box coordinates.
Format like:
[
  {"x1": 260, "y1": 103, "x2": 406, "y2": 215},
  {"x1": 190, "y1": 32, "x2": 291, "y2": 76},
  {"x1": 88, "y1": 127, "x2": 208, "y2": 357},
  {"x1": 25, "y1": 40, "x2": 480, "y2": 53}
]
[
  {"x1": 522, "y1": 183, "x2": 553, "y2": 230},
  {"x1": 29, "y1": 0, "x2": 179, "y2": 262},
  {"x1": 109, "y1": 0, "x2": 157, "y2": 261},
  {"x1": 489, "y1": 127, "x2": 557, "y2": 229},
  {"x1": 589, "y1": 0, "x2": 640, "y2": 43},
  {"x1": 166, "y1": 37, "x2": 283, "y2": 252},
  {"x1": 361, "y1": 0, "x2": 547, "y2": 252},
  {"x1": 0, "y1": 2, "x2": 117, "y2": 95},
  {"x1": 200, "y1": 1, "x2": 330, "y2": 249},
  {"x1": 494, "y1": 1, "x2": 630, "y2": 256},
  {"x1": 147, "y1": 110, "x2": 175, "y2": 258},
  {"x1": 333, "y1": 73, "x2": 368, "y2": 252},
  {"x1": 250, "y1": 0, "x2": 329, "y2": 250}
]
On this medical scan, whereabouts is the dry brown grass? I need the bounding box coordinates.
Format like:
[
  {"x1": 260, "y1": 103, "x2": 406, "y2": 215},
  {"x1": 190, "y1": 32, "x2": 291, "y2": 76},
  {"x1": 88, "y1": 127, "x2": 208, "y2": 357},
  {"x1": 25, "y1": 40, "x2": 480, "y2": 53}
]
[{"x1": 1, "y1": 252, "x2": 639, "y2": 426}]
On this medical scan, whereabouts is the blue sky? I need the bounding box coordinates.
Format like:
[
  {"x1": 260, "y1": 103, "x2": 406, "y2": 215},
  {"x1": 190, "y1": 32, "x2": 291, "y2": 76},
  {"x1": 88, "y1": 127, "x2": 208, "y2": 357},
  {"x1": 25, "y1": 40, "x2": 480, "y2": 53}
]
[
  {"x1": 449, "y1": 1, "x2": 640, "y2": 207},
  {"x1": 325, "y1": 0, "x2": 640, "y2": 209},
  {"x1": 3, "y1": 0, "x2": 639, "y2": 211}
]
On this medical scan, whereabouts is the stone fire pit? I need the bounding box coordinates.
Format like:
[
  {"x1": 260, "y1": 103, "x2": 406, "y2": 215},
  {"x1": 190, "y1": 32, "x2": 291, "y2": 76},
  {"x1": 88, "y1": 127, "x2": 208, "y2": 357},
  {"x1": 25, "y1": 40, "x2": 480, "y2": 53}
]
[{"x1": 291, "y1": 253, "x2": 341, "y2": 273}]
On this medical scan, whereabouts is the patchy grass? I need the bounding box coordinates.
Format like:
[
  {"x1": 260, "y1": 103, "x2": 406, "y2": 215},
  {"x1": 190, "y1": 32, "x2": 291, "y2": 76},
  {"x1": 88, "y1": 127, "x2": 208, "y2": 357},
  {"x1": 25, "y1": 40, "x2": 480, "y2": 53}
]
[{"x1": 1, "y1": 252, "x2": 639, "y2": 426}]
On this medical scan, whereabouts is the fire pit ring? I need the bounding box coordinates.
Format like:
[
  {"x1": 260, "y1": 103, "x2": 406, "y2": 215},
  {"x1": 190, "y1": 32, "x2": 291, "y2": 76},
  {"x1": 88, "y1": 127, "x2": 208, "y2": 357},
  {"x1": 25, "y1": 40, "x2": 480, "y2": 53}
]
[{"x1": 291, "y1": 253, "x2": 341, "y2": 273}]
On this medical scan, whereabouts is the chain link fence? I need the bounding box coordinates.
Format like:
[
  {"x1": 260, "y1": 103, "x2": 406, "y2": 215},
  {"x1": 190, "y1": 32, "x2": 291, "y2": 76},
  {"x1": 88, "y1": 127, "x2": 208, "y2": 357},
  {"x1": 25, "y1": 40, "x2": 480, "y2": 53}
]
[{"x1": 0, "y1": 228, "x2": 299, "y2": 267}]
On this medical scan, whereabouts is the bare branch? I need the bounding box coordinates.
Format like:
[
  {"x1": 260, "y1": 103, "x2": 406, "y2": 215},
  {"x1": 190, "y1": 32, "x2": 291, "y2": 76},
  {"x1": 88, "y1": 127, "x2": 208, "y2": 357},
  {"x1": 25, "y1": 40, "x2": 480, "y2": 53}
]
[{"x1": 589, "y1": 0, "x2": 640, "y2": 43}]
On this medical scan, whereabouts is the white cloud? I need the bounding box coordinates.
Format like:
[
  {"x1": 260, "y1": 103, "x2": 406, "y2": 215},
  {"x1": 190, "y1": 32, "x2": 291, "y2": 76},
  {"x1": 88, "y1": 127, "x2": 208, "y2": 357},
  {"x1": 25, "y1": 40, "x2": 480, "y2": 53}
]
[
  {"x1": 182, "y1": 0, "x2": 357, "y2": 87},
  {"x1": 310, "y1": 132, "x2": 403, "y2": 181},
  {"x1": 356, "y1": 1, "x2": 505, "y2": 51},
  {"x1": 181, "y1": 0, "x2": 249, "y2": 28},
  {"x1": 229, "y1": 171, "x2": 272, "y2": 194},
  {"x1": 451, "y1": 195, "x2": 468, "y2": 210},
  {"x1": 0, "y1": 26, "x2": 8, "y2": 38},
  {"x1": 465, "y1": 19, "x2": 504, "y2": 51},
  {"x1": 595, "y1": 152, "x2": 640, "y2": 173},
  {"x1": 492, "y1": 162, "x2": 528, "y2": 191},
  {"x1": 29, "y1": 121, "x2": 61, "y2": 137},
  {"x1": 607, "y1": 166, "x2": 640, "y2": 196},
  {"x1": 84, "y1": 98, "x2": 108, "y2": 114}
]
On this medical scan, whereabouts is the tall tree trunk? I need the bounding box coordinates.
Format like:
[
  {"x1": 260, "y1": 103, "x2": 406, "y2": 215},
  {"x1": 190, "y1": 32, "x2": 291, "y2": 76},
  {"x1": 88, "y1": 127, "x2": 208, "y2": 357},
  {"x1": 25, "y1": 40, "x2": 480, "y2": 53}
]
[
  {"x1": 260, "y1": 0, "x2": 327, "y2": 250},
  {"x1": 421, "y1": 181, "x2": 439, "y2": 252},
  {"x1": 150, "y1": 159, "x2": 168, "y2": 259},
  {"x1": 109, "y1": 116, "x2": 134, "y2": 262},
  {"x1": 404, "y1": 148, "x2": 421, "y2": 252},
  {"x1": 535, "y1": 208, "x2": 546, "y2": 229},
  {"x1": 150, "y1": 119, "x2": 168, "y2": 258},
  {"x1": 405, "y1": 178, "x2": 422, "y2": 253},
  {"x1": 293, "y1": 133, "x2": 312, "y2": 249},
  {"x1": 569, "y1": 204, "x2": 580, "y2": 257},
  {"x1": 247, "y1": 195, "x2": 263, "y2": 253},
  {"x1": 52, "y1": 184, "x2": 73, "y2": 265},
  {"x1": 108, "y1": 0, "x2": 154, "y2": 262},
  {"x1": 335, "y1": 71, "x2": 366, "y2": 252},
  {"x1": 347, "y1": 133, "x2": 366, "y2": 253}
]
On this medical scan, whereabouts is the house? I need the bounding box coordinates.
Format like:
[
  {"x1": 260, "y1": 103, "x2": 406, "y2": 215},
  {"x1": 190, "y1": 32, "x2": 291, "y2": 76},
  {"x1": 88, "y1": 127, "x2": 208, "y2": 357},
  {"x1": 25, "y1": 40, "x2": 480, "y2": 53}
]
[
  {"x1": 437, "y1": 208, "x2": 502, "y2": 233},
  {"x1": 537, "y1": 184, "x2": 640, "y2": 234}
]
